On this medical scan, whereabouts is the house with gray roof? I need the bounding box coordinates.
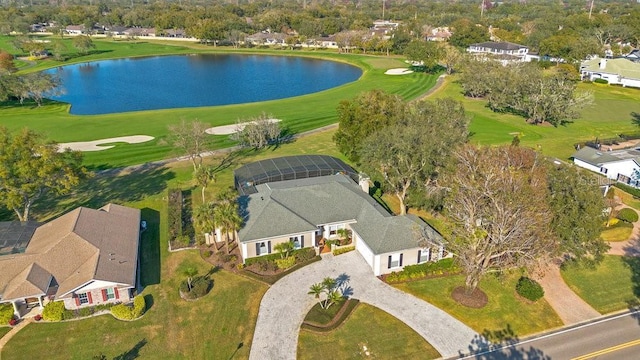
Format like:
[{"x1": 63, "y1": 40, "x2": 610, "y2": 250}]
[
  {"x1": 0, "y1": 204, "x2": 141, "y2": 319},
  {"x1": 236, "y1": 163, "x2": 447, "y2": 276},
  {"x1": 580, "y1": 58, "x2": 640, "y2": 88},
  {"x1": 571, "y1": 146, "x2": 640, "y2": 187},
  {"x1": 466, "y1": 41, "x2": 533, "y2": 64}
]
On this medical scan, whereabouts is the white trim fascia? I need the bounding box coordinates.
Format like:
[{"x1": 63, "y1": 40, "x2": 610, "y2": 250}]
[{"x1": 241, "y1": 230, "x2": 315, "y2": 244}]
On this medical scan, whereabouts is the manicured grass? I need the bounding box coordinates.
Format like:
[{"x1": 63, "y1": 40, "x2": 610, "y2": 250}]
[
  {"x1": 561, "y1": 255, "x2": 640, "y2": 314},
  {"x1": 431, "y1": 77, "x2": 640, "y2": 160},
  {"x1": 0, "y1": 36, "x2": 436, "y2": 169},
  {"x1": 601, "y1": 221, "x2": 634, "y2": 242},
  {"x1": 298, "y1": 303, "x2": 441, "y2": 360},
  {"x1": 303, "y1": 301, "x2": 344, "y2": 325},
  {"x1": 0, "y1": 327, "x2": 10, "y2": 339},
  {"x1": 395, "y1": 272, "x2": 563, "y2": 337},
  {"x1": 613, "y1": 187, "x2": 640, "y2": 211}
]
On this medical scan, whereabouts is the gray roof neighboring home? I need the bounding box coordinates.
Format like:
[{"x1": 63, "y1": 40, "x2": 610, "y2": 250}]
[
  {"x1": 581, "y1": 58, "x2": 640, "y2": 80},
  {"x1": 470, "y1": 41, "x2": 527, "y2": 51},
  {"x1": 238, "y1": 174, "x2": 444, "y2": 254},
  {"x1": 571, "y1": 146, "x2": 640, "y2": 166},
  {"x1": 0, "y1": 204, "x2": 140, "y2": 302}
]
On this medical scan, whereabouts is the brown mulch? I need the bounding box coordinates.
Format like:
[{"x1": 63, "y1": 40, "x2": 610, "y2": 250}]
[{"x1": 451, "y1": 286, "x2": 488, "y2": 308}]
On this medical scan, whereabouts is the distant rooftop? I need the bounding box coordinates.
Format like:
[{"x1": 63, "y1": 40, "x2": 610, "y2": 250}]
[{"x1": 0, "y1": 221, "x2": 39, "y2": 256}]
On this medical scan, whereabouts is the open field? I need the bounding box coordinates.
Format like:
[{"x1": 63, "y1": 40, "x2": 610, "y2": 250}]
[
  {"x1": 395, "y1": 272, "x2": 563, "y2": 337},
  {"x1": 561, "y1": 255, "x2": 639, "y2": 314},
  {"x1": 0, "y1": 35, "x2": 436, "y2": 169},
  {"x1": 432, "y1": 77, "x2": 640, "y2": 160},
  {"x1": 298, "y1": 303, "x2": 440, "y2": 360}
]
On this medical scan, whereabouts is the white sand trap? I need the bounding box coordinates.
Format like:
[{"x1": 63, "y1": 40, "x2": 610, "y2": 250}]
[
  {"x1": 205, "y1": 119, "x2": 281, "y2": 135},
  {"x1": 385, "y1": 68, "x2": 414, "y2": 75},
  {"x1": 58, "y1": 135, "x2": 155, "y2": 152}
]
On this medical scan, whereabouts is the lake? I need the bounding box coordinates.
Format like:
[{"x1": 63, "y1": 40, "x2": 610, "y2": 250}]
[{"x1": 47, "y1": 54, "x2": 362, "y2": 115}]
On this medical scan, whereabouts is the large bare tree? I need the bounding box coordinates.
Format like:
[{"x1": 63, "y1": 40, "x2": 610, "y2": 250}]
[
  {"x1": 168, "y1": 119, "x2": 210, "y2": 171},
  {"x1": 445, "y1": 145, "x2": 554, "y2": 291}
]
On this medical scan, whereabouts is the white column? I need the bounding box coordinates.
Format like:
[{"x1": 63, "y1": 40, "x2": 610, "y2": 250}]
[
  {"x1": 12, "y1": 300, "x2": 20, "y2": 319},
  {"x1": 38, "y1": 296, "x2": 44, "y2": 309}
]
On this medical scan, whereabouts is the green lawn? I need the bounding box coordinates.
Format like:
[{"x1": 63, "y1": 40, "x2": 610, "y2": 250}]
[
  {"x1": 561, "y1": 255, "x2": 640, "y2": 314},
  {"x1": 298, "y1": 303, "x2": 441, "y2": 360},
  {"x1": 601, "y1": 221, "x2": 634, "y2": 242},
  {"x1": 432, "y1": 77, "x2": 640, "y2": 160},
  {"x1": 0, "y1": 326, "x2": 10, "y2": 339},
  {"x1": 0, "y1": 35, "x2": 436, "y2": 169},
  {"x1": 395, "y1": 273, "x2": 563, "y2": 337}
]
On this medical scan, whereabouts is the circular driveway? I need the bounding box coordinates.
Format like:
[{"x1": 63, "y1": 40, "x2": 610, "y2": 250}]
[{"x1": 249, "y1": 251, "x2": 478, "y2": 359}]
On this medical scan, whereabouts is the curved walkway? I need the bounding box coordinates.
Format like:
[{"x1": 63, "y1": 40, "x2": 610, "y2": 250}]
[
  {"x1": 0, "y1": 318, "x2": 34, "y2": 352},
  {"x1": 249, "y1": 251, "x2": 478, "y2": 360},
  {"x1": 607, "y1": 204, "x2": 640, "y2": 256}
]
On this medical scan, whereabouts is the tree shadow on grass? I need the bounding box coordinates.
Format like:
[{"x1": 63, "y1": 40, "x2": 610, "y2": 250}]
[
  {"x1": 113, "y1": 338, "x2": 147, "y2": 360},
  {"x1": 622, "y1": 256, "x2": 640, "y2": 297},
  {"x1": 461, "y1": 325, "x2": 550, "y2": 359},
  {"x1": 140, "y1": 208, "x2": 160, "y2": 287},
  {"x1": 32, "y1": 163, "x2": 175, "y2": 220}
]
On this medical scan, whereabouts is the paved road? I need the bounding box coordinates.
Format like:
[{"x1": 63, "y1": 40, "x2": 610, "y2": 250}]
[
  {"x1": 456, "y1": 311, "x2": 640, "y2": 359},
  {"x1": 249, "y1": 251, "x2": 478, "y2": 360}
]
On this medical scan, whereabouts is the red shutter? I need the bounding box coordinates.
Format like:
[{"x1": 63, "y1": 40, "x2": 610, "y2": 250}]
[
  {"x1": 101, "y1": 289, "x2": 107, "y2": 301},
  {"x1": 114, "y1": 288, "x2": 120, "y2": 300},
  {"x1": 74, "y1": 295, "x2": 80, "y2": 306},
  {"x1": 87, "y1": 292, "x2": 93, "y2": 304}
]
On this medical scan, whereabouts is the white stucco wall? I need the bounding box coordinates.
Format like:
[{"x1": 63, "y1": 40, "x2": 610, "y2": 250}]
[{"x1": 573, "y1": 158, "x2": 603, "y2": 174}]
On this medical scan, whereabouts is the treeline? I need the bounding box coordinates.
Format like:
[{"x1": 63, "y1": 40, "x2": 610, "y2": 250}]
[
  {"x1": 0, "y1": 50, "x2": 61, "y2": 105},
  {"x1": 0, "y1": 1, "x2": 639, "y2": 58}
]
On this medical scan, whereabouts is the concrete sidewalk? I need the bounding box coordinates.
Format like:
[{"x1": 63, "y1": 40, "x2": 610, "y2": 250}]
[{"x1": 249, "y1": 251, "x2": 478, "y2": 360}]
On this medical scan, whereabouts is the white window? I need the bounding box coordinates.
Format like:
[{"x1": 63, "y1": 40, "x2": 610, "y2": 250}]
[
  {"x1": 106, "y1": 288, "x2": 115, "y2": 300},
  {"x1": 418, "y1": 248, "x2": 431, "y2": 263},
  {"x1": 290, "y1": 235, "x2": 304, "y2": 249},
  {"x1": 78, "y1": 293, "x2": 89, "y2": 305},
  {"x1": 258, "y1": 242, "x2": 267, "y2": 255},
  {"x1": 328, "y1": 224, "x2": 345, "y2": 237},
  {"x1": 388, "y1": 253, "x2": 403, "y2": 269}
]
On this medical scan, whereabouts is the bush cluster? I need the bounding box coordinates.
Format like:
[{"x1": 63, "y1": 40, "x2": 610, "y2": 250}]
[
  {"x1": 245, "y1": 247, "x2": 315, "y2": 266},
  {"x1": 202, "y1": 250, "x2": 212, "y2": 258},
  {"x1": 180, "y1": 276, "x2": 213, "y2": 299},
  {"x1": 0, "y1": 303, "x2": 14, "y2": 324},
  {"x1": 167, "y1": 189, "x2": 184, "y2": 243},
  {"x1": 593, "y1": 78, "x2": 608, "y2": 84},
  {"x1": 332, "y1": 246, "x2": 355, "y2": 256},
  {"x1": 617, "y1": 208, "x2": 639, "y2": 223},
  {"x1": 275, "y1": 256, "x2": 296, "y2": 270},
  {"x1": 385, "y1": 258, "x2": 460, "y2": 283},
  {"x1": 111, "y1": 296, "x2": 146, "y2": 320},
  {"x1": 42, "y1": 301, "x2": 66, "y2": 321},
  {"x1": 516, "y1": 277, "x2": 545, "y2": 301}
]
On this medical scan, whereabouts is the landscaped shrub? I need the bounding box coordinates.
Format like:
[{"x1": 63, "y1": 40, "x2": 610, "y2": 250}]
[
  {"x1": 516, "y1": 277, "x2": 544, "y2": 301},
  {"x1": 42, "y1": 301, "x2": 66, "y2": 321},
  {"x1": 245, "y1": 247, "x2": 315, "y2": 266},
  {"x1": 111, "y1": 296, "x2": 146, "y2": 320},
  {"x1": 385, "y1": 258, "x2": 461, "y2": 283},
  {"x1": 180, "y1": 276, "x2": 213, "y2": 299},
  {"x1": 202, "y1": 250, "x2": 212, "y2": 258},
  {"x1": 0, "y1": 303, "x2": 14, "y2": 324},
  {"x1": 167, "y1": 189, "x2": 183, "y2": 243},
  {"x1": 332, "y1": 246, "x2": 355, "y2": 256},
  {"x1": 294, "y1": 248, "x2": 316, "y2": 262},
  {"x1": 275, "y1": 256, "x2": 296, "y2": 270},
  {"x1": 593, "y1": 78, "x2": 608, "y2": 84},
  {"x1": 617, "y1": 208, "x2": 639, "y2": 223}
]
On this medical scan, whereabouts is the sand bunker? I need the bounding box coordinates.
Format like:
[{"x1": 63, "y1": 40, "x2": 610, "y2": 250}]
[
  {"x1": 58, "y1": 135, "x2": 155, "y2": 152},
  {"x1": 205, "y1": 119, "x2": 281, "y2": 135},
  {"x1": 385, "y1": 68, "x2": 414, "y2": 75}
]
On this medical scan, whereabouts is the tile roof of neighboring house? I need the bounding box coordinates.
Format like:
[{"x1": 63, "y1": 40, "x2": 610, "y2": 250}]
[
  {"x1": 238, "y1": 174, "x2": 444, "y2": 254},
  {"x1": 581, "y1": 58, "x2": 640, "y2": 80},
  {"x1": 470, "y1": 41, "x2": 527, "y2": 51},
  {"x1": 66, "y1": 25, "x2": 85, "y2": 31},
  {"x1": 571, "y1": 146, "x2": 640, "y2": 166},
  {"x1": 0, "y1": 204, "x2": 140, "y2": 301}
]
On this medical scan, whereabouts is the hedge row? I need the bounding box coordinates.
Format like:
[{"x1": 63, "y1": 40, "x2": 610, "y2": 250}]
[
  {"x1": 242, "y1": 255, "x2": 322, "y2": 285},
  {"x1": 614, "y1": 183, "x2": 640, "y2": 199},
  {"x1": 167, "y1": 189, "x2": 183, "y2": 243},
  {"x1": 385, "y1": 258, "x2": 461, "y2": 283},
  {"x1": 244, "y1": 247, "x2": 316, "y2": 266},
  {"x1": 332, "y1": 246, "x2": 355, "y2": 256}
]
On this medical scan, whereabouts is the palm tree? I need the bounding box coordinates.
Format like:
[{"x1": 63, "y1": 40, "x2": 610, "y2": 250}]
[
  {"x1": 308, "y1": 283, "x2": 324, "y2": 299},
  {"x1": 193, "y1": 202, "x2": 218, "y2": 250},
  {"x1": 325, "y1": 290, "x2": 344, "y2": 309},
  {"x1": 214, "y1": 190, "x2": 243, "y2": 254},
  {"x1": 194, "y1": 165, "x2": 216, "y2": 203},
  {"x1": 184, "y1": 267, "x2": 198, "y2": 292}
]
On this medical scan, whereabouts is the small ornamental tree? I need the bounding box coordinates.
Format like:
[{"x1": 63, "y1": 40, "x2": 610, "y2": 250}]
[{"x1": 516, "y1": 277, "x2": 545, "y2": 301}]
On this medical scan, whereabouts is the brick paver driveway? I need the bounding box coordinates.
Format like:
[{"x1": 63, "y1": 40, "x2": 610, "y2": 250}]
[{"x1": 249, "y1": 251, "x2": 478, "y2": 360}]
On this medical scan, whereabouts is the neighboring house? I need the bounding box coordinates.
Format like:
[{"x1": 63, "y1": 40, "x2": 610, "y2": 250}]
[
  {"x1": 65, "y1": 25, "x2": 85, "y2": 35},
  {"x1": 306, "y1": 35, "x2": 338, "y2": 48},
  {"x1": 0, "y1": 204, "x2": 141, "y2": 319},
  {"x1": 107, "y1": 25, "x2": 128, "y2": 35},
  {"x1": 571, "y1": 146, "x2": 640, "y2": 188},
  {"x1": 426, "y1": 27, "x2": 452, "y2": 42},
  {"x1": 467, "y1": 41, "x2": 532, "y2": 64},
  {"x1": 124, "y1": 27, "x2": 156, "y2": 37},
  {"x1": 235, "y1": 156, "x2": 448, "y2": 276},
  {"x1": 581, "y1": 58, "x2": 640, "y2": 88},
  {"x1": 624, "y1": 49, "x2": 640, "y2": 62},
  {"x1": 164, "y1": 28, "x2": 186, "y2": 38},
  {"x1": 246, "y1": 32, "x2": 287, "y2": 46}
]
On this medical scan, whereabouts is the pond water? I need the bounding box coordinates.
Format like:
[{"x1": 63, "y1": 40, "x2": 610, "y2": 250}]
[{"x1": 47, "y1": 54, "x2": 362, "y2": 115}]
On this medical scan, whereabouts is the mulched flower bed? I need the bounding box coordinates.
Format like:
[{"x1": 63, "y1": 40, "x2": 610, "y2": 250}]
[{"x1": 451, "y1": 286, "x2": 488, "y2": 308}]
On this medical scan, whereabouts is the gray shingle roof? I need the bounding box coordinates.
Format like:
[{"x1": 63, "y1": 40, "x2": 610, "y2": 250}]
[
  {"x1": 571, "y1": 146, "x2": 640, "y2": 166},
  {"x1": 470, "y1": 41, "x2": 527, "y2": 51},
  {"x1": 238, "y1": 174, "x2": 444, "y2": 254}
]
